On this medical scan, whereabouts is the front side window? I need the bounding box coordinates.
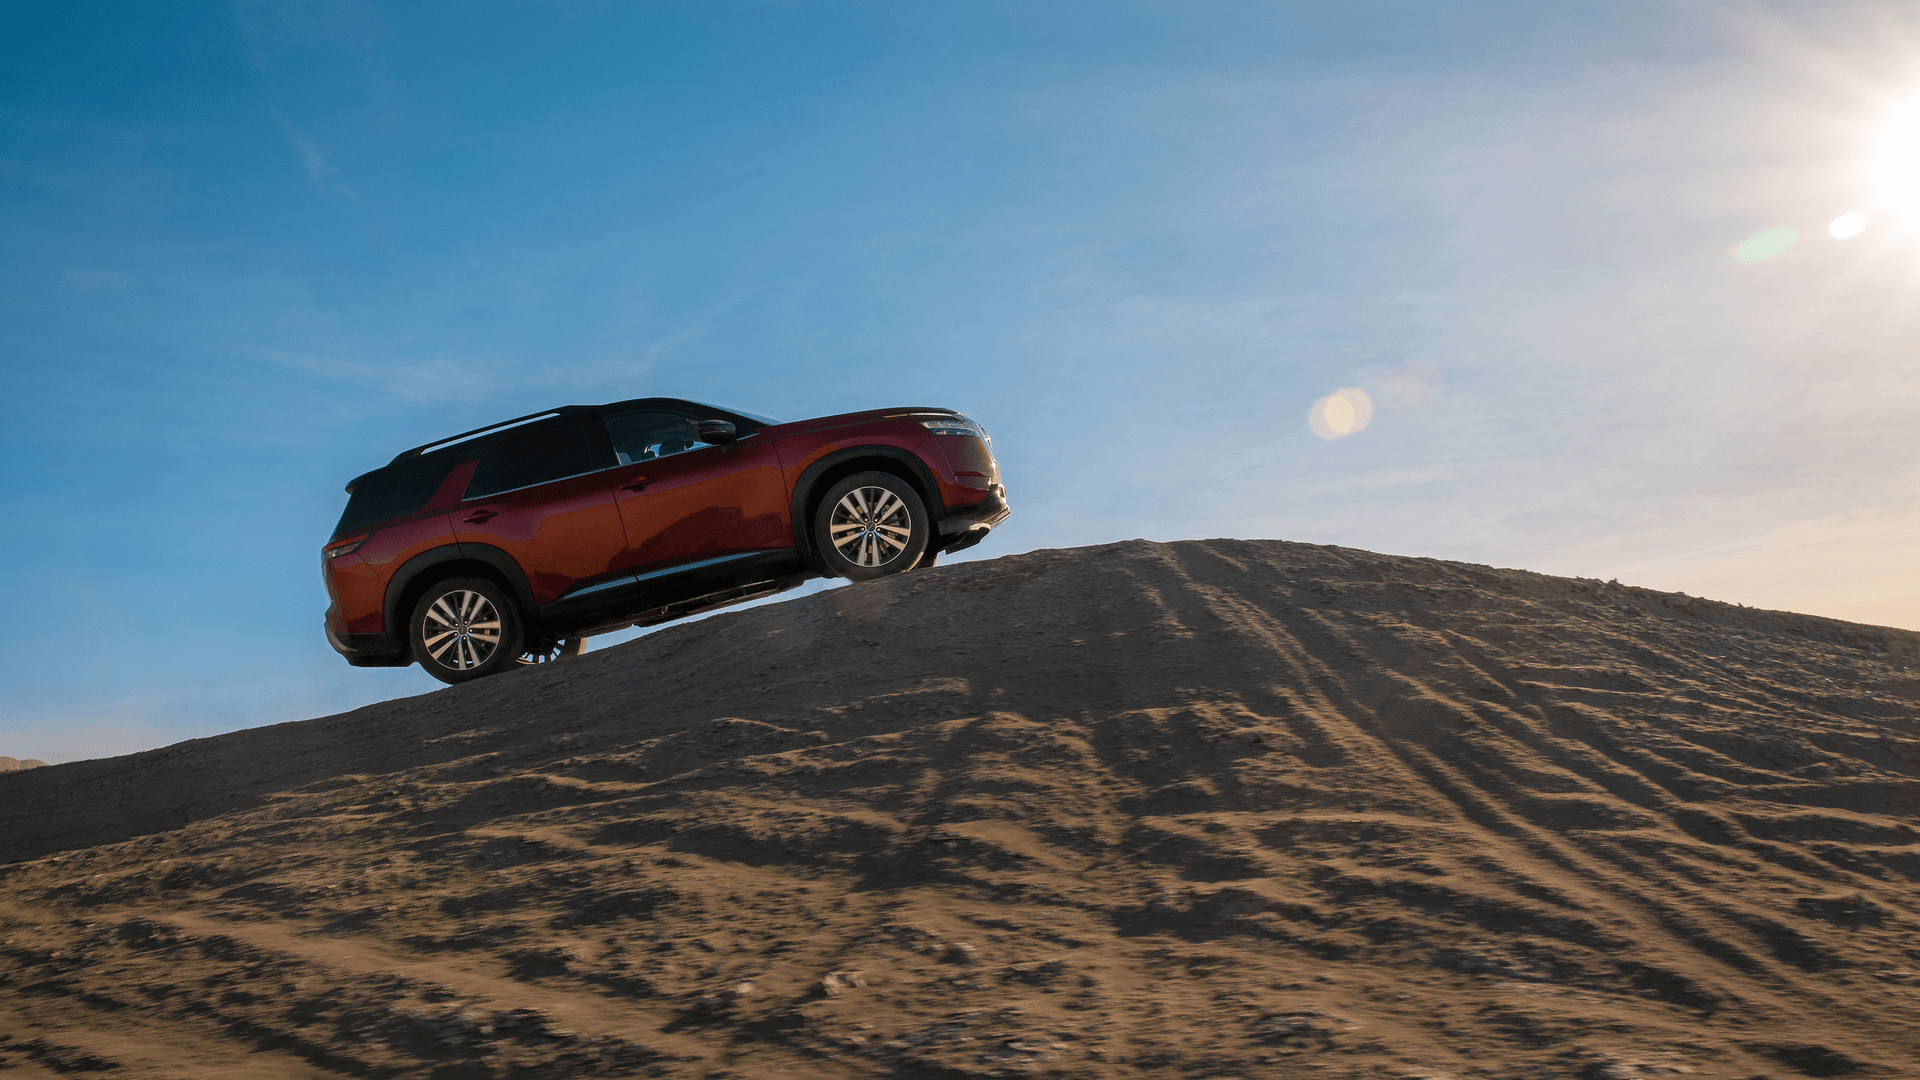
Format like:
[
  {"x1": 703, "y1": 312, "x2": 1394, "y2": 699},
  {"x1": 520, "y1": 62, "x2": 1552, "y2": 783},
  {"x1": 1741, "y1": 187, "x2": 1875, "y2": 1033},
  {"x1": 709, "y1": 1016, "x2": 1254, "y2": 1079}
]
[
  {"x1": 605, "y1": 410, "x2": 701, "y2": 465},
  {"x1": 467, "y1": 420, "x2": 597, "y2": 499}
]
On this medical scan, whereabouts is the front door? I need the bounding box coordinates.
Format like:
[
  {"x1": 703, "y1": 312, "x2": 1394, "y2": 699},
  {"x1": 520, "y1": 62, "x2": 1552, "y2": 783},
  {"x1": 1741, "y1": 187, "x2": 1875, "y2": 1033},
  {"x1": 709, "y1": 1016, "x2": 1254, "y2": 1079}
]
[
  {"x1": 600, "y1": 408, "x2": 791, "y2": 576},
  {"x1": 451, "y1": 418, "x2": 629, "y2": 606}
]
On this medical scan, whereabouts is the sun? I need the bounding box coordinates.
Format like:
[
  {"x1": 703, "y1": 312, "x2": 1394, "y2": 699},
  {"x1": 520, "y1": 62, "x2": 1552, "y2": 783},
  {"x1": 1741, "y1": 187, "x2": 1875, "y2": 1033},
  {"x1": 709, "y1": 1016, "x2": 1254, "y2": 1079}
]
[{"x1": 1867, "y1": 88, "x2": 1920, "y2": 221}]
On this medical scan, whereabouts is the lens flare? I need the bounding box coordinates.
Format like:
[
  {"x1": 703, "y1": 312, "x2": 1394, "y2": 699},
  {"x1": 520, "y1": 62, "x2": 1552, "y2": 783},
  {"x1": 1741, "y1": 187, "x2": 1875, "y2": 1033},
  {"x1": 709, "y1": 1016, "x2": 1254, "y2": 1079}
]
[
  {"x1": 1309, "y1": 388, "x2": 1373, "y2": 440},
  {"x1": 1733, "y1": 226, "x2": 1797, "y2": 263},
  {"x1": 1830, "y1": 211, "x2": 1868, "y2": 239}
]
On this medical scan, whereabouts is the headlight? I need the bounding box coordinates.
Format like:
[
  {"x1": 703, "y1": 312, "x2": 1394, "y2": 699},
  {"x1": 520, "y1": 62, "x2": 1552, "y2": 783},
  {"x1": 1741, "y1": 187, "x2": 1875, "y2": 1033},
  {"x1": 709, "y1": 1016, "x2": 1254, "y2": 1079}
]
[{"x1": 920, "y1": 416, "x2": 990, "y2": 444}]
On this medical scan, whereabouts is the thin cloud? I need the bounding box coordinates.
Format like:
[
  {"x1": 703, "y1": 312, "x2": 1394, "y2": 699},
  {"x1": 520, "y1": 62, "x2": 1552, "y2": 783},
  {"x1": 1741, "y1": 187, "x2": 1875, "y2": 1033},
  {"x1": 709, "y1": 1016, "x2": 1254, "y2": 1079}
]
[
  {"x1": 1370, "y1": 360, "x2": 1443, "y2": 410},
  {"x1": 974, "y1": 29, "x2": 1920, "y2": 630},
  {"x1": 272, "y1": 108, "x2": 356, "y2": 197},
  {"x1": 234, "y1": 0, "x2": 383, "y2": 67},
  {"x1": 260, "y1": 348, "x2": 503, "y2": 405},
  {"x1": 64, "y1": 267, "x2": 136, "y2": 292}
]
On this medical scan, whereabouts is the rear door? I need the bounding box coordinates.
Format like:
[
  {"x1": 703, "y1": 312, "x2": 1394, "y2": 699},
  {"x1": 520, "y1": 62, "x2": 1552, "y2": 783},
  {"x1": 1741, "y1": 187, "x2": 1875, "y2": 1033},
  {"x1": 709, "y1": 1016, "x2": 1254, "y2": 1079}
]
[
  {"x1": 601, "y1": 407, "x2": 791, "y2": 575},
  {"x1": 451, "y1": 419, "x2": 629, "y2": 606}
]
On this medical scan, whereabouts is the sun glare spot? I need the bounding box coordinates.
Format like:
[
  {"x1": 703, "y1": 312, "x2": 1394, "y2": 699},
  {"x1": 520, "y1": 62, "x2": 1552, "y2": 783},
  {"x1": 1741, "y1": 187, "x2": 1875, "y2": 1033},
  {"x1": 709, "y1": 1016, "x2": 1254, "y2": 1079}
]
[
  {"x1": 1733, "y1": 226, "x2": 1797, "y2": 263},
  {"x1": 1830, "y1": 211, "x2": 1868, "y2": 239},
  {"x1": 1869, "y1": 91, "x2": 1920, "y2": 220},
  {"x1": 1309, "y1": 388, "x2": 1373, "y2": 440}
]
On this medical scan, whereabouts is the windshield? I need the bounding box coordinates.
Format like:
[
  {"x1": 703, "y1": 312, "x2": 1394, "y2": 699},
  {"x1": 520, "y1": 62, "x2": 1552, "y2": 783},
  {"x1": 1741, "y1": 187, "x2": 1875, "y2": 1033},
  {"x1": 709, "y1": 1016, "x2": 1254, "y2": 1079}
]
[{"x1": 684, "y1": 400, "x2": 780, "y2": 426}]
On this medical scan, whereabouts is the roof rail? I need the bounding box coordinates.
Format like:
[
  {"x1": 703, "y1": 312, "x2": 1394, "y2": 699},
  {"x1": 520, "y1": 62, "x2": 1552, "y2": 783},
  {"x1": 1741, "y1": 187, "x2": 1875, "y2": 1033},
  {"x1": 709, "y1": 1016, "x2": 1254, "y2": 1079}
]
[{"x1": 385, "y1": 406, "x2": 586, "y2": 466}]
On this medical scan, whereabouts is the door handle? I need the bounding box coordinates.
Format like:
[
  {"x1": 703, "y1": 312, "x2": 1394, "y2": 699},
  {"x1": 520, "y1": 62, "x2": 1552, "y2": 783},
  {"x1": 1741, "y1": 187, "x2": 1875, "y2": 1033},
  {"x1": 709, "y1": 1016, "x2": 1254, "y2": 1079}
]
[
  {"x1": 462, "y1": 509, "x2": 498, "y2": 524},
  {"x1": 621, "y1": 477, "x2": 652, "y2": 492}
]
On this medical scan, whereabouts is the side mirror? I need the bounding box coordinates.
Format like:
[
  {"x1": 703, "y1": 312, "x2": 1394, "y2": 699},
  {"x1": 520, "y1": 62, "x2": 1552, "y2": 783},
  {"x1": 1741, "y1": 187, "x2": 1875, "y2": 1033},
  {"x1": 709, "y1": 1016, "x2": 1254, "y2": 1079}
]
[{"x1": 696, "y1": 419, "x2": 737, "y2": 446}]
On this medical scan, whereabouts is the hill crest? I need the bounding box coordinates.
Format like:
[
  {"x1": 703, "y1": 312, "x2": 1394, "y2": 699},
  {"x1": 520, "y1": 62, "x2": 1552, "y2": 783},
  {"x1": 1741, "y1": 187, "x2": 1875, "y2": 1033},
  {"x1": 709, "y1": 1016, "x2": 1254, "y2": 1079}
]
[{"x1": 2, "y1": 538, "x2": 1916, "y2": 1079}]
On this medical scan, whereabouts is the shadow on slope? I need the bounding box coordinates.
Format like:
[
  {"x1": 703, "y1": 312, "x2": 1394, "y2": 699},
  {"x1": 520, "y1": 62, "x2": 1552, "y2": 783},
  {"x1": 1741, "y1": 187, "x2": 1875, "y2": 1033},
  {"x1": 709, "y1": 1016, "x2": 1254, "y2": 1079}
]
[{"x1": 2, "y1": 538, "x2": 1917, "y2": 1079}]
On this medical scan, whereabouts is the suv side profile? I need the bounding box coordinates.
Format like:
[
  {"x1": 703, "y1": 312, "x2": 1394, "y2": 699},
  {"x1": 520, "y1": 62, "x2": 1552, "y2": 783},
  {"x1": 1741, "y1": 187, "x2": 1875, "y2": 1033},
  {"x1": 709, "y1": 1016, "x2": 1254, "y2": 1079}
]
[{"x1": 322, "y1": 399, "x2": 1008, "y2": 684}]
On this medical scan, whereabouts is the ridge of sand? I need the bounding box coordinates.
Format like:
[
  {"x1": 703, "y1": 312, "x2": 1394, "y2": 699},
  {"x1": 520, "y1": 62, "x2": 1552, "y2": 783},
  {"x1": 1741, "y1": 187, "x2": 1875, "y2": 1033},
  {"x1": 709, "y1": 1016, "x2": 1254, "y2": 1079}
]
[
  {"x1": 0, "y1": 757, "x2": 48, "y2": 772},
  {"x1": 1, "y1": 538, "x2": 1916, "y2": 1079}
]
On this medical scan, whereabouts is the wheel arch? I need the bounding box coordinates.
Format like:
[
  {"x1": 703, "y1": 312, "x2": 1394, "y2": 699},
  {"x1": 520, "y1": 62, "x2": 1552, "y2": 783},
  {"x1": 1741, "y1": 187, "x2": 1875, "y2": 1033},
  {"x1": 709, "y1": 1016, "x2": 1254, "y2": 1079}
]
[
  {"x1": 789, "y1": 446, "x2": 940, "y2": 566},
  {"x1": 384, "y1": 543, "x2": 540, "y2": 642}
]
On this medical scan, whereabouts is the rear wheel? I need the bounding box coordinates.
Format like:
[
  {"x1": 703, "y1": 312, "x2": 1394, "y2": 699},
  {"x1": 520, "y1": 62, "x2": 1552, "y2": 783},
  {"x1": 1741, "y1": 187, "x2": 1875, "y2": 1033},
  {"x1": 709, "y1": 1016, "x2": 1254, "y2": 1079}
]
[
  {"x1": 814, "y1": 472, "x2": 930, "y2": 582},
  {"x1": 410, "y1": 577, "x2": 526, "y2": 685},
  {"x1": 519, "y1": 637, "x2": 586, "y2": 666}
]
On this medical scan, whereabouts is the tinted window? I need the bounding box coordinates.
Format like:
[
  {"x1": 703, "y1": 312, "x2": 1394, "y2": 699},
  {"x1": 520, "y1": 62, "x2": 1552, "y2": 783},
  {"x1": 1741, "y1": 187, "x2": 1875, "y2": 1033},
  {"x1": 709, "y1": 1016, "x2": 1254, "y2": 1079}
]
[
  {"x1": 334, "y1": 455, "x2": 459, "y2": 537},
  {"x1": 605, "y1": 410, "x2": 701, "y2": 465},
  {"x1": 681, "y1": 400, "x2": 777, "y2": 427},
  {"x1": 467, "y1": 420, "x2": 597, "y2": 498}
]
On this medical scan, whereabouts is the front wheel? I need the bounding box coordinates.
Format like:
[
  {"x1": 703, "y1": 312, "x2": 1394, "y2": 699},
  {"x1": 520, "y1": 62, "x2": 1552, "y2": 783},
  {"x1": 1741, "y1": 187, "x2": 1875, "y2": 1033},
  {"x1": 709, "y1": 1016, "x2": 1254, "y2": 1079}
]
[
  {"x1": 814, "y1": 472, "x2": 931, "y2": 582},
  {"x1": 410, "y1": 577, "x2": 527, "y2": 685}
]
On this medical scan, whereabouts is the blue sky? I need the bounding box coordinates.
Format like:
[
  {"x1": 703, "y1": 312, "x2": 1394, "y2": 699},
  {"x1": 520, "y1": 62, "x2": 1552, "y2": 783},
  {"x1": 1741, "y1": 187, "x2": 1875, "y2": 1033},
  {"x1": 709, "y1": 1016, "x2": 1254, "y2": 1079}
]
[{"x1": 7, "y1": 1, "x2": 1920, "y2": 763}]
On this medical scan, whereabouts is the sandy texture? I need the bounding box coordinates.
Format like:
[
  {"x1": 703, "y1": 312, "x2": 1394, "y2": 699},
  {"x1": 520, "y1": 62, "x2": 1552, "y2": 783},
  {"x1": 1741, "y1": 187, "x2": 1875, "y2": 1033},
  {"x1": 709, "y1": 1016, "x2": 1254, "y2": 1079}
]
[
  {"x1": 2, "y1": 538, "x2": 1918, "y2": 1079},
  {"x1": 0, "y1": 758, "x2": 48, "y2": 772}
]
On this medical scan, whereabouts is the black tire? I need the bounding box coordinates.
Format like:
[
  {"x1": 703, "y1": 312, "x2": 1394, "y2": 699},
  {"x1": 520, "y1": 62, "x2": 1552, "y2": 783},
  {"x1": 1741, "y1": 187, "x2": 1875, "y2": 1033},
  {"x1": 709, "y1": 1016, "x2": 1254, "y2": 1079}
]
[
  {"x1": 409, "y1": 576, "x2": 527, "y2": 685},
  {"x1": 813, "y1": 471, "x2": 931, "y2": 581},
  {"x1": 519, "y1": 637, "x2": 586, "y2": 666},
  {"x1": 914, "y1": 548, "x2": 940, "y2": 570}
]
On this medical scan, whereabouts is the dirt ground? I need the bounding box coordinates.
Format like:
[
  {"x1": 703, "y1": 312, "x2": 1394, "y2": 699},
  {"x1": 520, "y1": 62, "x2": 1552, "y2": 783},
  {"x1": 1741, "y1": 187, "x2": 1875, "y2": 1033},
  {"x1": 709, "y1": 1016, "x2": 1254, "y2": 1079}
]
[{"x1": 2, "y1": 538, "x2": 1917, "y2": 1079}]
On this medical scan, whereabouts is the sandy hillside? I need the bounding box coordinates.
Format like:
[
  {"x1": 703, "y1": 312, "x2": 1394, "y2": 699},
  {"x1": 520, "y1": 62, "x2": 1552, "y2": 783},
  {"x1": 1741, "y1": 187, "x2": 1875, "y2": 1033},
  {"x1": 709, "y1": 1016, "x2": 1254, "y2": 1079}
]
[{"x1": 2, "y1": 538, "x2": 1918, "y2": 1080}]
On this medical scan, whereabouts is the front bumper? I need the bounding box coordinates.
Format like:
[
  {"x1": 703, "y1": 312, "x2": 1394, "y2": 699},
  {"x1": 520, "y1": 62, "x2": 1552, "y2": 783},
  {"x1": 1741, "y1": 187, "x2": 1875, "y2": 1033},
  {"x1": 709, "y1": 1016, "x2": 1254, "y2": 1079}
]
[{"x1": 937, "y1": 485, "x2": 1009, "y2": 551}]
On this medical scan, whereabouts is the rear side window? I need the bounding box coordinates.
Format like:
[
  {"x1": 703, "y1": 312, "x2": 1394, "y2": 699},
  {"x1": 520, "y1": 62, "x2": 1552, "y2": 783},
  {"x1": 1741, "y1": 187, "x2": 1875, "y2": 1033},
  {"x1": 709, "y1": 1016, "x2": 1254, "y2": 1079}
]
[
  {"x1": 466, "y1": 420, "x2": 598, "y2": 498},
  {"x1": 605, "y1": 409, "x2": 700, "y2": 465},
  {"x1": 335, "y1": 455, "x2": 459, "y2": 537}
]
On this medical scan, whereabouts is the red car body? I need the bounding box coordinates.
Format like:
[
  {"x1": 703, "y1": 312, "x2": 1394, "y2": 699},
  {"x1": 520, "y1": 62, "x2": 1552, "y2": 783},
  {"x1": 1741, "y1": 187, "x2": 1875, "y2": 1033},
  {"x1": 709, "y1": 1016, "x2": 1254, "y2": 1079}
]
[{"x1": 322, "y1": 399, "x2": 1007, "y2": 679}]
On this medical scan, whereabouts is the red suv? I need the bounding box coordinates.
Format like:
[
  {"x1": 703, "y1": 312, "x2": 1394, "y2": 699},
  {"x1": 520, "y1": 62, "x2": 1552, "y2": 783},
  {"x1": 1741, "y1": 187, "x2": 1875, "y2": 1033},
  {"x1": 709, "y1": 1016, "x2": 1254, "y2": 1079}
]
[{"x1": 322, "y1": 399, "x2": 1008, "y2": 684}]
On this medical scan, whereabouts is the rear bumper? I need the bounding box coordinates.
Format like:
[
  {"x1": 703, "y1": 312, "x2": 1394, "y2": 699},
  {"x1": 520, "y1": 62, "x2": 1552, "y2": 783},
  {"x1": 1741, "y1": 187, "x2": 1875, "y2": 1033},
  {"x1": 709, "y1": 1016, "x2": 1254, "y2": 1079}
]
[{"x1": 325, "y1": 610, "x2": 410, "y2": 667}]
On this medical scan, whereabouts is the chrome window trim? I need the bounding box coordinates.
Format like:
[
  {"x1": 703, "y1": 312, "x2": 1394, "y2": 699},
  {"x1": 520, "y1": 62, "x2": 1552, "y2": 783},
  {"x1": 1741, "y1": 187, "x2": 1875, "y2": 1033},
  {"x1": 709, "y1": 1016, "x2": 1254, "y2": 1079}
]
[
  {"x1": 416, "y1": 411, "x2": 565, "y2": 458},
  {"x1": 467, "y1": 431, "x2": 762, "y2": 501},
  {"x1": 463, "y1": 466, "x2": 608, "y2": 502}
]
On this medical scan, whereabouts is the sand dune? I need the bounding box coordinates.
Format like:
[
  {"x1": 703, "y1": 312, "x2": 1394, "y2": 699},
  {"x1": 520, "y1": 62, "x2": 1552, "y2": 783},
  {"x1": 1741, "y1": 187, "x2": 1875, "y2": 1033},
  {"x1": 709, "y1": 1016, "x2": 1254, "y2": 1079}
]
[
  {"x1": 2, "y1": 538, "x2": 1917, "y2": 1079},
  {"x1": 0, "y1": 757, "x2": 47, "y2": 772}
]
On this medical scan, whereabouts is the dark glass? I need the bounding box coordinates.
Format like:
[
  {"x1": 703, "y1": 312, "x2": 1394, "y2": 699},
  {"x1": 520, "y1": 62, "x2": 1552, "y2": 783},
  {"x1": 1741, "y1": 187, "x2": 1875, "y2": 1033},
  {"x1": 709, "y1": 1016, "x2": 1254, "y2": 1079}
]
[
  {"x1": 334, "y1": 454, "x2": 458, "y2": 537},
  {"x1": 605, "y1": 410, "x2": 700, "y2": 465},
  {"x1": 467, "y1": 420, "x2": 597, "y2": 499}
]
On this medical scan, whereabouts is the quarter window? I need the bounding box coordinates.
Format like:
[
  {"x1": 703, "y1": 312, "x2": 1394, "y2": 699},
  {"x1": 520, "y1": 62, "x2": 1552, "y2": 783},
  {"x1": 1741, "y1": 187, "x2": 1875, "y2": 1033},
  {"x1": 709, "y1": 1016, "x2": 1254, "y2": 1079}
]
[
  {"x1": 334, "y1": 454, "x2": 459, "y2": 536},
  {"x1": 605, "y1": 410, "x2": 701, "y2": 465},
  {"x1": 467, "y1": 420, "x2": 597, "y2": 498}
]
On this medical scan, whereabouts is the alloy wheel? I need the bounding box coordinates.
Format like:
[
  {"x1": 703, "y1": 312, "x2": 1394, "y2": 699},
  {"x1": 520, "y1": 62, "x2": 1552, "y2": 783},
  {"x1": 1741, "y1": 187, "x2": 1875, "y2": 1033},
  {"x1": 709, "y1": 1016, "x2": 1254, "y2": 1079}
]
[
  {"x1": 420, "y1": 590, "x2": 503, "y2": 671},
  {"x1": 518, "y1": 638, "x2": 582, "y2": 666},
  {"x1": 828, "y1": 485, "x2": 913, "y2": 568}
]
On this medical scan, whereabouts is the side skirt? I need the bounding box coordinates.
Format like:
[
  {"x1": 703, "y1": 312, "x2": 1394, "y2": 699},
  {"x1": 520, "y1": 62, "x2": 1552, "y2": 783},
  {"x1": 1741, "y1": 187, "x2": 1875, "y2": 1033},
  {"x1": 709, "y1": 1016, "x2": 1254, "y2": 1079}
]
[{"x1": 534, "y1": 551, "x2": 812, "y2": 637}]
